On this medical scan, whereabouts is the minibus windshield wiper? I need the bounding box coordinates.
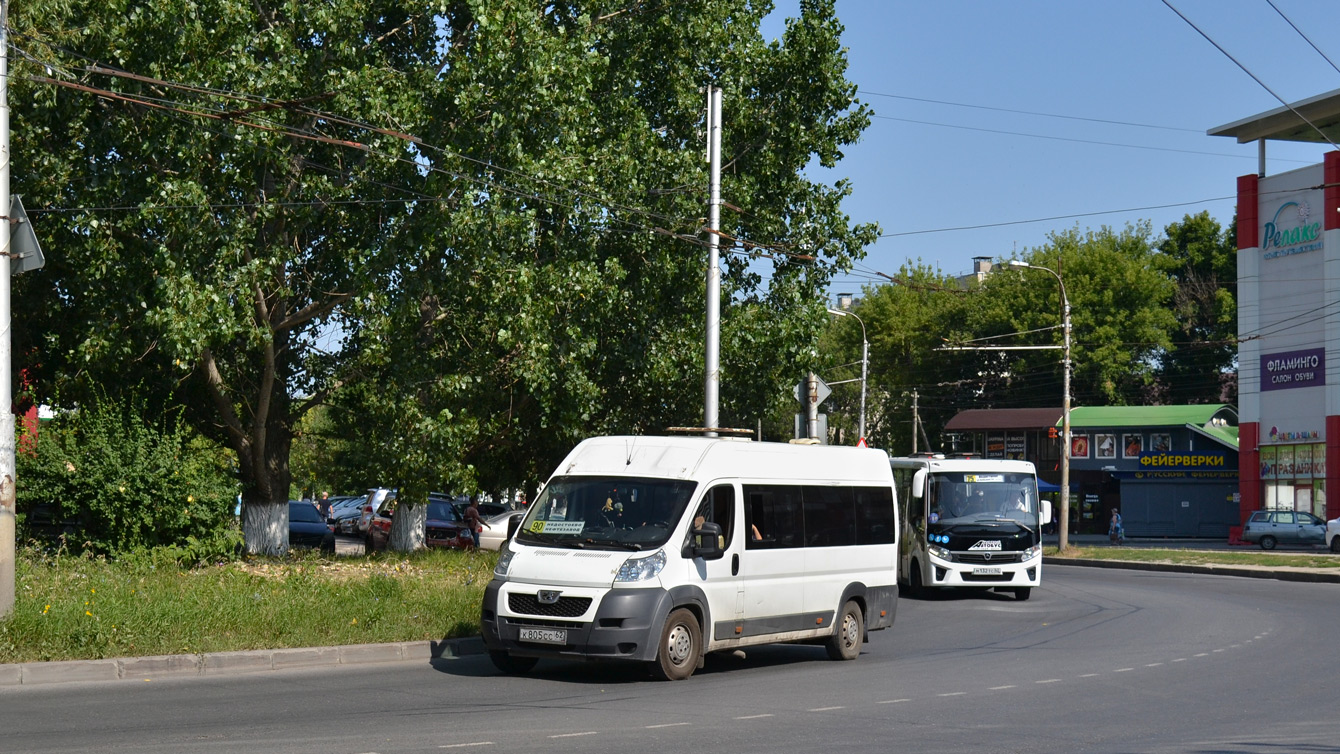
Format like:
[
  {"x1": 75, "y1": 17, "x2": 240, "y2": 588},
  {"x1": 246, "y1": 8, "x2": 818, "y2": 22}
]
[{"x1": 581, "y1": 537, "x2": 643, "y2": 551}]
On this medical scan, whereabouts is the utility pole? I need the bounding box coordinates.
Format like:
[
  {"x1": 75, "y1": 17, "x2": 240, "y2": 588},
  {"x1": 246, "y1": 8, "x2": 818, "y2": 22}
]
[
  {"x1": 0, "y1": 0, "x2": 14, "y2": 618},
  {"x1": 703, "y1": 85, "x2": 722, "y2": 437},
  {"x1": 911, "y1": 390, "x2": 919, "y2": 454}
]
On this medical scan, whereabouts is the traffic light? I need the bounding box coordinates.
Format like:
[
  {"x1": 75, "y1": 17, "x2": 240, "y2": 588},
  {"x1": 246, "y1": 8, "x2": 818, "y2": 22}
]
[{"x1": 1048, "y1": 426, "x2": 1058, "y2": 439}]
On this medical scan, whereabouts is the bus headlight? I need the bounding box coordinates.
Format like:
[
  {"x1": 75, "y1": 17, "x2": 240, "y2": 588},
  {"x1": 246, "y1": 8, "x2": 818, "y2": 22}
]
[
  {"x1": 1022, "y1": 544, "x2": 1042, "y2": 561},
  {"x1": 928, "y1": 544, "x2": 951, "y2": 561},
  {"x1": 615, "y1": 549, "x2": 666, "y2": 582},
  {"x1": 494, "y1": 541, "x2": 515, "y2": 579}
]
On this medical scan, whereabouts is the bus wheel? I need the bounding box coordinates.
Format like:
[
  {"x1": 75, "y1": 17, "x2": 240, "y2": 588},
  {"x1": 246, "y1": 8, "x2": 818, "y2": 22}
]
[
  {"x1": 905, "y1": 561, "x2": 923, "y2": 598},
  {"x1": 650, "y1": 608, "x2": 701, "y2": 681},
  {"x1": 1014, "y1": 587, "x2": 1032, "y2": 601},
  {"x1": 825, "y1": 600, "x2": 864, "y2": 661},
  {"x1": 489, "y1": 651, "x2": 538, "y2": 675}
]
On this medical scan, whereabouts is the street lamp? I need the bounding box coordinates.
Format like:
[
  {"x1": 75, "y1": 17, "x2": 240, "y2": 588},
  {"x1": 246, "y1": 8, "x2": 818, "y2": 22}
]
[
  {"x1": 826, "y1": 308, "x2": 868, "y2": 442},
  {"x1": 1006, "y1": 260, "x2": 1072, "y2": 550}
]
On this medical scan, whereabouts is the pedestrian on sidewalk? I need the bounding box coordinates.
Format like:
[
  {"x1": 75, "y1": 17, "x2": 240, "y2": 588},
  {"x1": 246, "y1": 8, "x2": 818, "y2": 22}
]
[{"x1": 1109, "y1": 508, "x2": 1125, "y2": 544}]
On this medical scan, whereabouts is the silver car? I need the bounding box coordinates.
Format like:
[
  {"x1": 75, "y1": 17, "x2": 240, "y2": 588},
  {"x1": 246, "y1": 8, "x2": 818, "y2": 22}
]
[{"x1": 1241, "y1": 509, "x2": 1325, "y2": 550}]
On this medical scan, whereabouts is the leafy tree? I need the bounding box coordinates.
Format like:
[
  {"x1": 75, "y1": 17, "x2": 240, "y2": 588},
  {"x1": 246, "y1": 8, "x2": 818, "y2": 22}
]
[
  {"x1": 973, "y1": 224, "x2": 1177, "y2": 409},
  {"x1": 1153, "y1": 212, "x2": 1237, "y2": 404},
  {"x1": 12, "y1": 0, "x2": 875, "y2": 553},
  {"x1": 10, "y1": 0, "x2": 444, "y2": 553}
]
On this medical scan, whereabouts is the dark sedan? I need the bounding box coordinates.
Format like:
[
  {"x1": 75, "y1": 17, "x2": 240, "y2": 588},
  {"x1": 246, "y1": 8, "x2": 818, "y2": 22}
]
[{"x1": 289, "y1": 500, "x2": 336, "y2": 553}]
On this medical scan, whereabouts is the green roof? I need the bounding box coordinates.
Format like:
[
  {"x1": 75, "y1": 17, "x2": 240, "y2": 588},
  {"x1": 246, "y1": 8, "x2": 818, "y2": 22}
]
[
  {"x1": 1190, "y1": 423, "x2": 1239, "y2": 450},
  {"x1": 1065, "y1": 404, "x2": 1237, "y2": 429}
]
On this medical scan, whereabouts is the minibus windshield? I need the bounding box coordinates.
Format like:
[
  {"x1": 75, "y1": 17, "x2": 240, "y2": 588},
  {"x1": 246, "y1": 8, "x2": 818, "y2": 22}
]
[
  {"x1": 925, "y1": 471, "x2": 1039, "y2": 528},
  {"x1": 516, "y1": 476, "x2": 697, "y2": 550}
]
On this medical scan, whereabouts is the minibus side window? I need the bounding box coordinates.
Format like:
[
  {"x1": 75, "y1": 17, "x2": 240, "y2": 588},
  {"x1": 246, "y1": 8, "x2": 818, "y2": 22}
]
[
  {"x1": 854, "y1": 486, "x2": 896, "y2": 545},
  {"x1": 802, "y1": 486, "x2": 856, "y2": 547},
  {"x1": 743, "y1": 485, "x2": 804, "y2": 549},
  {"x1": 690, "y1": 485, "x2": 736, "y2": 547}
]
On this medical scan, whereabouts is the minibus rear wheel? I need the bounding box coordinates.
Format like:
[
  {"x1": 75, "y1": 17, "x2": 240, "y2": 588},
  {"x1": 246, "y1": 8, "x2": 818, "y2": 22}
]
[
  {"x1": 650, "y1": 608, "x2": 702, "y2": 681},
  {"x1": 825, "y1": 600, "x2": 863, "y2": 661}
]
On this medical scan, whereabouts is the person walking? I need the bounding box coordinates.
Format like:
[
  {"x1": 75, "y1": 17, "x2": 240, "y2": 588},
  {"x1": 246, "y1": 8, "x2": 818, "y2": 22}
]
[
  {"x1": 1109, "y1": 508, "x2": 1124, "y2": 544},
  {"x1": 463, "y1": 496, "x2": 490, "y2": 549}
]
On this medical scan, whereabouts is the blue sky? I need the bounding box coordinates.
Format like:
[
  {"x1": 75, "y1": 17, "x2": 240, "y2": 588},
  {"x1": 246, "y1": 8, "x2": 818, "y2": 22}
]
[{"x1": 762, "y1": 0, "x2": 1340, "y2": 296}]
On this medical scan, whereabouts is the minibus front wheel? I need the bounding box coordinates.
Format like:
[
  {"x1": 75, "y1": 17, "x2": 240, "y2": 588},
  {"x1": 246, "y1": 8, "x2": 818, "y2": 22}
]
[
  {"x1": 825, "y1": 600, "x2": 864, "y2": 661},
  {"x1": 650, "y1": 608, "x2": 702, "y2": 681}
]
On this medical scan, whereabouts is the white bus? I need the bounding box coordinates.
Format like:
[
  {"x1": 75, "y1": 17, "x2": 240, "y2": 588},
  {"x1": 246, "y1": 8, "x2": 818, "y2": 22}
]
[
  {"x1": 482, "y1": 436, "x2": 900, "y2": 680},
  {"x1": 890, "y1": 454, "x2": 1050, "y2": 600}
]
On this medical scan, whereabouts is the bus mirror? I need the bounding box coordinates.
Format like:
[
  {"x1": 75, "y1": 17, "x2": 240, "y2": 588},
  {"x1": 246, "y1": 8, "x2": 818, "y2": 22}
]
[
  {"x1": 1040, "y1": 499, "x2": 1052, "y2": 525},
  {"x1": 691, "y1": 522, "x2": 725, "y2": 560},
  {"x1": 911, "y1": 469, "x2": 927, "y2": 499}
]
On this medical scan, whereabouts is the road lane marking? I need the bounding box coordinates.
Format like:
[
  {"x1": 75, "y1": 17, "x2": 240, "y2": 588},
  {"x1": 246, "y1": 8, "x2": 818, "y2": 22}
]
[
  {"x1": 809, "y1": 706, "x2": 845, "y2": 712},
  {"x1": 734, "y1": 714, "x2": 774, "y2": 720},
  {"x1": 645, "y1": 723, "x2": 690, "y2": 729},
  {"x1": 1079, "y1": 673, "x2": 1099, "y2": 678},
  {"x1": 549, "y1": 732, "x2": 598, "y2": 739},
  {"x1": 1115, "y1": 668, "x2": 1134, "y2": 672},
  {"x1": 439, "y1": 744, "x2": 495, "y2": 749},
  {"x1": 1036, "y1": 679, "x2": 1061, "y2": 684},
  {"x1": 1212, "y1": 649, "x2": 1225, "y2": 653},
  {"x1": 938, "y1": 692, "x2": 966, "y2": 697},
  {"x1": 990, "y1": 685, "x2": 1016, "y2": 690},
  {"x1": 1194, "y1": 653, "x2": 1208, "y2": 657},
  {"x1": 878, "y1": 699, "x2": 910, "y2": 704},
  {"x1": 1145, "y1": 663, "x2": 1163, "y2": 667},
  {"x1": 1171, "y1": 658, "x2": 1186, "y2": 663}
]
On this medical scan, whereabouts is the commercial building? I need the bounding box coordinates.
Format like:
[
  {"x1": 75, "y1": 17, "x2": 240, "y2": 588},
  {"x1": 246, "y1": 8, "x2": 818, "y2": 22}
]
[{"x1": 1210, "y1": 91, "x2": 1340, "y2": 524}]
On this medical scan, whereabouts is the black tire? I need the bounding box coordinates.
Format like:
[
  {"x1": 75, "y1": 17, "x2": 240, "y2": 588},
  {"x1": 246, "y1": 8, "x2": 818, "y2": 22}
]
[
  {"x1": 825, "y1": 600, "x2": 864, "y2": 661},
  {"x1": 1014, "y1": 587, "x2": 1032, "y2": 601},
  {"x1": 364, "y1": 534, "x2": 376, "y2": 553},
  {"x1": 1260, "y1": 535, "x2": 1277, "y2": 551},
  {"x1": 489, "y1": 651, "x2": 538, "y2": 675},
  {"x1": 905, "y1": 561, "x2": 923, "y2": 599},
  {"x1": 1331, "y1": 537, "x2": 1340, "y2": 554},
  {"x1": 650, "y1": 608, "x2": 701, "y2": 681}
]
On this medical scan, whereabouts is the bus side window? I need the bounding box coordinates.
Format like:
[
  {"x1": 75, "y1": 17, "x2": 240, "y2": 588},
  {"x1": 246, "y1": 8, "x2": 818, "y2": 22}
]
[{"x1": 691, "y1": 485, "x2": 735, "y2": 548}]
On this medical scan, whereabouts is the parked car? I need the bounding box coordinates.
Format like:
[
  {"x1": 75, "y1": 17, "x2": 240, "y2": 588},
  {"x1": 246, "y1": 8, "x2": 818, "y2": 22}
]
[
  {"x1": 365, "y1": 494, "x2": 472, "y2": 553},
  {"x1": 328, "y1": 495, "x2": 366, "y2": 534},
  {"x1": 289, "y1": 500, "x2": 336, "y2": 553},
  {"x1": 1326, "y1": 517, "x2": 1340, "y2": 553},
  {"x1": 478, "y1": 509, "x2": 526, "y2": 551},
  {"x1": 357, "y1": 488, "x2": 395, "y2": 534},
  {"x1": 1241, "y1": 509, "x2": 1326, "y2": 550}
]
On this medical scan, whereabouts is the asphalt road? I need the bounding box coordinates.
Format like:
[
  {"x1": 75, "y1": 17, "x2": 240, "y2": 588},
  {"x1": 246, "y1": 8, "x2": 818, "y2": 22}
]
[{"x1": 3, "y1": 566, "x2": 1337, "y2": 754}]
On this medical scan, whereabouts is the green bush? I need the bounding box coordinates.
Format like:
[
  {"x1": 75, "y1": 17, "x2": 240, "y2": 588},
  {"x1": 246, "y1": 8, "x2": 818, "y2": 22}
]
[{"x1": 16, "y1": 392, "x2": 240, "y2": 557}]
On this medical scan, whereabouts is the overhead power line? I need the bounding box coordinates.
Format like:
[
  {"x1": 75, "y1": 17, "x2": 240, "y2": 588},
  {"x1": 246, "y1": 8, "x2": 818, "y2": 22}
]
[{"x1": 858, "y1": 89, "x2": 1204, "y2": 133}]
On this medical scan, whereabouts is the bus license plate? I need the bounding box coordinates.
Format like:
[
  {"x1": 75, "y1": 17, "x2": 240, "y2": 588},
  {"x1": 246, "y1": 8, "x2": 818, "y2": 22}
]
[
  {"x1": 519, "y1": 627, "x2": 567, "y2": 645},
  {"x1": 972, "y1": 566, "x2": 1002, "y2": 575}
]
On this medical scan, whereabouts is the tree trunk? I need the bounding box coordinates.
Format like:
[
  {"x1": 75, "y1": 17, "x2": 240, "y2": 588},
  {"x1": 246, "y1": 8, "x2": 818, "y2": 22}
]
[
  {"x1": 243, "y1": 501, "x2": 288, "y2": 555},
  {"x1": 389, "y1": 502, "x2": 426, "y2": 552}
]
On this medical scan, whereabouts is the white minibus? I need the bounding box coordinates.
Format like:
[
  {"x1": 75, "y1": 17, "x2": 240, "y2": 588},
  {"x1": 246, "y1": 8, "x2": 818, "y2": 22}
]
[
  {"x1": 482, "y1": 435, "x2": 900, "y2": 680},
  {"x1": 890, "y1": 454, "x2": 1050, "y2": 600}
]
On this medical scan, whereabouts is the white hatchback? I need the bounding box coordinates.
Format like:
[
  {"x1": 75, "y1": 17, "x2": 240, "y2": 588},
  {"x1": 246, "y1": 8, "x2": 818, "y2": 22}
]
[{"x1": 1327, "y1": 518, "x2": 1340, "y2": 553}]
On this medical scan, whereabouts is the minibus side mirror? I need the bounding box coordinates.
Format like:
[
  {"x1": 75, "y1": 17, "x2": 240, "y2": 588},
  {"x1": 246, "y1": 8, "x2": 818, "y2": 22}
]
[
  {"x1": 689, "y1": 522, "x2": 725, "y2": 560},
  {"x1": 1040, "y1": 499, "x2": 1052, "y2": 526},
  {"x1": 911, "y1": 469, "x2": 927, "y2": 499}
]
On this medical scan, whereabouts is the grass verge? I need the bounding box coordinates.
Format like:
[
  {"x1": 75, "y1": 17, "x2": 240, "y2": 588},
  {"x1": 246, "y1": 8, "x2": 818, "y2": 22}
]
[
  {"x1": 0, "y1": 546, "x2": 496, "y2": 665},
  {"x1": 1046, "y1": 546, "x2": 1340, "y2": 570}
]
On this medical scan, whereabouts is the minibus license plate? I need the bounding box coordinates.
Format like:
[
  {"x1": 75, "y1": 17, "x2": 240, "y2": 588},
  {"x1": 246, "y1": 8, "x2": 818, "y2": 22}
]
[
  {"x1": 519, "y1": 627, "x2": 566, "y2": 645},
  {"x1": 972, "y1": 566, "x2": 1002, "y2": 575}
]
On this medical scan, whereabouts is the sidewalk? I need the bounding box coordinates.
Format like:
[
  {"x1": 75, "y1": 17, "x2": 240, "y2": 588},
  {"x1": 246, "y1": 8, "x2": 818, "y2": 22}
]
[{"x1": 1044, "y1": 533, "x2": 1340, "y2": 585}]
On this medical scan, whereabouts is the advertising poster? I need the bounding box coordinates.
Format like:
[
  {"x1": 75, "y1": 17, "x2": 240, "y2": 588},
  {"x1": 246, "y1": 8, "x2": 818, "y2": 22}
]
[
  {"x1": 1123, "y1": 433, "x2": 1143, "y2": 459},
  {"x1": 1151, "y1": 433, "x2": 1172, "y2": 452},
  {"x1": 1070, "y1": 433, "x2": 1089, "y2": 459},
  {"x1": 1005, "y1": 433, "x2": 1025, "y2": 460},
  {"x1": 986, "y1": 433, "x2": 1005, "y2": 459},
  {"x1": 1260, "y1": 445, "x2": 1277, "y2": 480},
  {"x1": 1295, "y1": 444, "x2": 1314, "y2": 478},
  {"x1": 1095, "y1": 433, "x2": 1116, "y2": 458}
]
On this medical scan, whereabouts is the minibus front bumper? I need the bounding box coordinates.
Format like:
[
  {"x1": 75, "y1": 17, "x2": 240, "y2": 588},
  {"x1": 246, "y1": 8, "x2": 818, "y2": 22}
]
[{"x1": 481, "y1": 580, "x2": 672, "y2": 663}]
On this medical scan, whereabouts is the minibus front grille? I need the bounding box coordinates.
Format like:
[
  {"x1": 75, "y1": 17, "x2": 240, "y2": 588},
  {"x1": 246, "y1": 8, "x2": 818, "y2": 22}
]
[
  {"x1": 955, "y1": 552, "x2": 1022, "y2": 564},
  {"x1": 509, "y1": 593, "x2": 593, "y2": 618}
]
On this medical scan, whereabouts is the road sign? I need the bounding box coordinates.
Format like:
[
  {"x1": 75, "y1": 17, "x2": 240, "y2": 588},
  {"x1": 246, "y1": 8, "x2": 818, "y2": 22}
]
[
  {"x1": 10, "y1": 196, "x2": 43, "y2": 275},
  {"x1": 793, "y1": 376, "x2": 832, "y2": 406}
]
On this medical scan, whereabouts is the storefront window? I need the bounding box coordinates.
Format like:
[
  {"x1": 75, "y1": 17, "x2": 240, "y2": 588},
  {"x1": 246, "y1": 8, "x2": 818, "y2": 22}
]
[{"x1": 1261, "y1": 444, "x2": 1326, "y2": 515}]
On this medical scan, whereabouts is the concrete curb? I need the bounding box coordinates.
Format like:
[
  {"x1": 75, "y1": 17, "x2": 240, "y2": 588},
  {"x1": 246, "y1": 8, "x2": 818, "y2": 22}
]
[
  {"x1": 1045, "y1": 557, "x2": 1340, "y2": 584},
  {"x1": 0, "y1": 636, "x2": 487, "y2": 687}
]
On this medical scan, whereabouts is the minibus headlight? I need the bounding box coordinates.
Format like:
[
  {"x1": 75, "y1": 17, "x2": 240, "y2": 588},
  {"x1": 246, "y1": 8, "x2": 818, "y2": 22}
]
[
  {"x1": 1022, "y1": 544, "x2": 1042, "y2": 561},
  {"x1": 928, "y1": 544, "x2": 951, "y2": 561},
  {"x1": 494, "y1": 541, "x2": 515, "y2": 579},
  {"x1": 615, "y1": 549, "x2": 666, "y2": 582}
]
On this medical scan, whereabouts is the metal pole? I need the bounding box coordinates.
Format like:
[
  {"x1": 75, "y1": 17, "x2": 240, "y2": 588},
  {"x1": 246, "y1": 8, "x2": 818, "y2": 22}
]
[
  {"x1": 1059, "y1": 283, "x2": 1071, "y2": 551},
  {"x1": 859, "y1": 335, "x2": 868, "y2": 441},
  {"x1": 704, "y1": 86, "x2": 722, "y2": 437},
  {"x1": 0, "y1": 0, "x2": 14, "y2": 617}
]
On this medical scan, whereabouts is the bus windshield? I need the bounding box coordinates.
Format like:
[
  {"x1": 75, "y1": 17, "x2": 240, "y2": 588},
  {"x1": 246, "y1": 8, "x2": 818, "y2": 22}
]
[
  {"x1": 926, "y1": 472, "x2": 1039, "y2": 528},
  {"x1": 516, "y1": 476, "x2": 697, "y2": 550}
]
